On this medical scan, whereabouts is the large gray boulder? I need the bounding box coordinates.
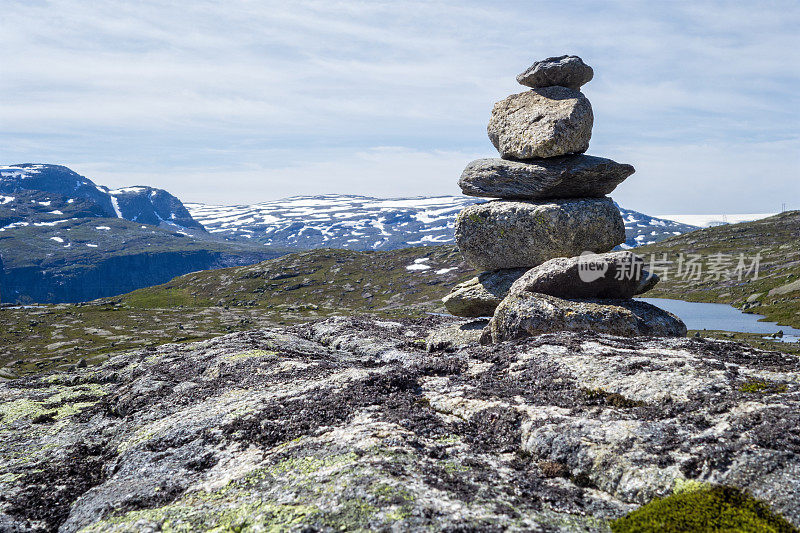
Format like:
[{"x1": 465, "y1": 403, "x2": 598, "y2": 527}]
[
  {"x1": 516, "y1": 55, "x2": 594, "y2": 91},
  {"x1": 487, "y1": 87, "x2": 593, "y2": 159},
  {"x1": 458, "y1": 155, "x2": 634, "y2": 200},
  {"x1": 483, "y1": 292, "x2": 687, "y2": 343},
  {"x1": 454, "y1": 198, "x2": 625, "y2": 271},
  {"x1": 509, "y1": 251, "x2": 657, "y2": 300},
  {"x1": 442, "y1": 268, "x2": 527, "y2": 317}
]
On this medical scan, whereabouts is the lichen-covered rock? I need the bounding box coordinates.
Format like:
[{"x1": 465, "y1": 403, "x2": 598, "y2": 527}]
[
  {"x1": 509, "y1": 252, "x2": 654, "y2": 300},
  {"x1": 424, "y1": 319, "x2": 487, "y2": 351},
  {"x1": 442, "y1": 268, "x2": 527, "y2": 317},
  {"x1": 487, "y1": 87, "x2": 593, "y2": 159},
  {"x1": 459, "y1": 155, "x2": 634, "y2": 200},
  {"x1": 1, "y1": 316, "x2": 797, "y2": 531},
  {"x1": 517, "y1": 55, "x2": 594, "y2": 91},
  {"x1": 454, "y1": 198, "x2": 626, "y2": 271},
  {"x1": 484, "y1": 292, "x2": 687, "y2": 343}
]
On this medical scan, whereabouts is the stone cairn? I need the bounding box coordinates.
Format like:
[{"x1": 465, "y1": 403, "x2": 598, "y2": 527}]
[{"x1": 443, "y1": 55, "x2": 687, "y2": 343}]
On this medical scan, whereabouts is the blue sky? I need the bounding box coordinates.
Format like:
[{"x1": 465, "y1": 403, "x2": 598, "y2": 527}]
[{"x1": 1, "y1": 0, "x2": 798, "y2": 213}]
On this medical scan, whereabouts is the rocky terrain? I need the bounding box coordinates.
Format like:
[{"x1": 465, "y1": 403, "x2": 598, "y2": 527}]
[
  {"x1": 0, "y1": 165, "x2": 284, "y2": 303},
  {"x1": 186, "y1": 194, "x2": 696, "y2": 251},
  {"x1": 1, "y1": 315, "x2": 798, "y2": 531}
]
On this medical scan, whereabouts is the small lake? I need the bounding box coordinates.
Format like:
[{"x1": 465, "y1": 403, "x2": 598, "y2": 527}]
[{"x1": 636, "y1": 297, "x2": 800, "y2": 343}]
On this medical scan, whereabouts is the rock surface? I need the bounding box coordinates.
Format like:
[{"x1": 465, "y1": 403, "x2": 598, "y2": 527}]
[
  {"x1": 459, "y1": 155, "x2": 634, "y2": 200},
  {"x1": 454, "y1": 198, "x2": 626, "y2": 271},
  {"x1": 509, "y1": 252, "x2": 654, "y2": 300},
  {"x1": 487, "y1": 87, "x2": 593, "y2": 159},
  {"x1": 442, "y1": 268, "x2": 527, "y2": 317},
  {"x1": 1, "y1": 316, "x2": 798, "y2": 531},
  {"x1": 516, "y1": 55, "x2": 594, "y2": 91},
  {"x1": 485, "y1": 292, "x2": 687, "y2": 343}
]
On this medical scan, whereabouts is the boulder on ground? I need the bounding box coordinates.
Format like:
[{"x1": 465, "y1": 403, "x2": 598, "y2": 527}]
[
  {"x1": 425, "y1": 318, "x2": 488, "y2": 351},
  {"x1": 459, "y1": 155, "x2": 634, "y2": 200},
  {"x1": 442, "y1": 268, "x2": 527, "y2": 317},
  {"x1": 483, "y1": 292, "x2": 687, "y2": 344},
  {"x1": 509, "y1": 252, "x2": 656, "y2": 300},
  {"x1": 454, "y1": 198, "x2": 625, "y2": 271},
  {"x1": 487, "y1": 86, "x2": 593, "y2": 159},
  {"x1": 517, "y1": 55, "x2": 594, "y2": 91}
]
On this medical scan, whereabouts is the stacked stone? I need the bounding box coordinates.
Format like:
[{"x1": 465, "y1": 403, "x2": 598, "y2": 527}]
[{"x1": 442, "y1": 55, "x2": 686, "y2": 342}]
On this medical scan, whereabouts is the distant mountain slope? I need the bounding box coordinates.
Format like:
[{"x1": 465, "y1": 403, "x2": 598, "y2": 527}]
[
  {"x1": 187, "y1": 194, "x2": 698, "y2": 250},
  {"x1": 637, "y1": 210, "x2": 800, "y2": 329},
  {"x1": 0, "y1": 164, "x2": 284, "y2": 304}
]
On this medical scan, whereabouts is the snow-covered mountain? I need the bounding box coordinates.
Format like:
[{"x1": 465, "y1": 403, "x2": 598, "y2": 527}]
[
  {"x1": 0, "y1": 164, "x2": 276, "y2": 303},
  {"x1": 187, "y1": 194, "x2": 699, "y2": 251},
  {"x1": 0, "y1": 164, "x2": 202, "y2": 231}
]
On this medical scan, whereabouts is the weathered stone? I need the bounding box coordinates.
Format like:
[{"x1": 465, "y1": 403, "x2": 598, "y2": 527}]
[
  {"x1": 635, "y1": 272, "x2": 660, "y2": 295},
  {"x1": 454, "y1": 198, "x2": 625, "y2": 271},
  {"x1": 487, "y1": 87, "x2": 593, "y2": 159},
  {"x1": 2, "y1": 316, "x2": 800, "y2": 531},
  {"x1": 516, "y1": 55, "x2": 594, "y2": 91},
  {"x1": 483, "y1": 292, "x2": 687, "y2": 344},
  {"x1": 442, "y1": 268, "x2": 527, "y2": 317},
  {"x1": 509, "y1": 252, "x2": 647, "y2": 300},
  {"x1": 425, "y1": 319, "x2": 488, "y2": 351},
  {"x1": 459, "y1": 155, "x2": 634, "y2": 200}
]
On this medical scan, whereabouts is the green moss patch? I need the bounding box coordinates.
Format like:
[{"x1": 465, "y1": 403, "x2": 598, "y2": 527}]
[
  {"x1": 0, "y1": 384, "x2": 107, "y2": 426},
  {"x1": 739, "y1": 379, "x2": 788, "y2": 394},
  {"x1": 611, "y1": 485, "x2": 797, "y2": 533}
]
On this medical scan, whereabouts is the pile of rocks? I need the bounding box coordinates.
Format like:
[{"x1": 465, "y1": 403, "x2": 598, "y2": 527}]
[{"x1": 443, "y1": 55, "x2": 686, "y2": 343}]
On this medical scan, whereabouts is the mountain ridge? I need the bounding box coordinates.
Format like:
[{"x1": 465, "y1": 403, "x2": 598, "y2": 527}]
[
  {"x1": 187, "y1": 194, "x2": 698, "y2": 251},
  {"x1": 0, "y1": 164, "x2": 284, "y2": 303},
  {"x1": 0, "y1": 164, "x2": 203, "y2": 231}
]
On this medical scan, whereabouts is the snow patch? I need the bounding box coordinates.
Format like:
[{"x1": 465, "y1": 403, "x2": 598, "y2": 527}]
[
  {"x1": 110, "y1": 196, "x2": 123, "y2": 218},
  {"x1": 406, "y1": 258, "x2": 431, "y2": 271}
]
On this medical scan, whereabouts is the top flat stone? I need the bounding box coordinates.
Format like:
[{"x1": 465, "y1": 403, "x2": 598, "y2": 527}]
[{"x1": 517, "y1": 55, "x2": 594, "y2": 90}]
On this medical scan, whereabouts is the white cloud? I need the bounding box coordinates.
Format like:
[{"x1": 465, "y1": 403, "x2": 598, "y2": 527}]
[{"x1": 1, "y1": 0, "x2": 798, "y2": 212}]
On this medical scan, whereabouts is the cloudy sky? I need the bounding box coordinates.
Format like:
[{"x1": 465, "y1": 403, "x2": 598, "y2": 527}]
[{"x1": 2, "y1": 0, "x2": 798, "y2": 213}]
